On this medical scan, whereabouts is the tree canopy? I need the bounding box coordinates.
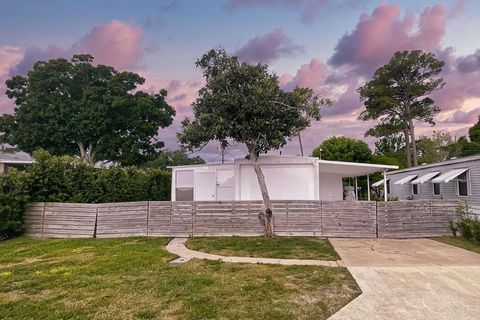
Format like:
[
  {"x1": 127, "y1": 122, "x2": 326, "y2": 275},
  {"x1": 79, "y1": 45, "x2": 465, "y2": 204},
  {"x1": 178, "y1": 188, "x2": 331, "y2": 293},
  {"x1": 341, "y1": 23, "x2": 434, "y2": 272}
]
[
  {"x1": 142, "y1": 150, "x2": 205, "y2": 169},
  {"x1": 311, "y1": 136, "x2": 372, "y2": 163},
  {"x1": 358, "y1": 50, "x2": 445, "y2": 168},
  {"x1": 1, "y1": 54, "x2": 175, "y2": 166},
  {"x1": 178, "y1": 48, "x2": 331, "y2": 236}
]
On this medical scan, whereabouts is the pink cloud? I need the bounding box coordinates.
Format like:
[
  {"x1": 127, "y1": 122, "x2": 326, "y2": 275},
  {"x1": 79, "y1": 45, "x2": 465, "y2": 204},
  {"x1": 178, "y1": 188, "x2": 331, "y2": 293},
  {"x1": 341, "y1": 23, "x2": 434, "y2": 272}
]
[
  {"x1": 10, "y1": 20, "x2": 144, "y2": 77},
  {"x1": 329, "y1": 3, "x2": 447, "y2": 76},
  {"x1": 447, "y1": 108, "x2": 480, "y2": 124},
  {"x1": 235, "y1": 28, "x2": 303, "y2": 64},
  {"x1": 0, "y1": 45, "x2": 23, "y2": 114},
  {"x1": 70, "y1": 20, "x2": 143, "y2": 70},
  {"x1": 281, "y1": 58, "x2": 331, "y2": 98}
]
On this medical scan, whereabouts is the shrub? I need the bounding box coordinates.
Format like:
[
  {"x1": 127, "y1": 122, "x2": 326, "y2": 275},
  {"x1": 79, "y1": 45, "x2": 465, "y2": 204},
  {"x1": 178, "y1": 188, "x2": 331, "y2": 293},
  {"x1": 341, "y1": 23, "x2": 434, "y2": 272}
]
[
  {"x1": 450, "y1": 203, "x2": 480, "y2": 242},
  {"x1": 0, "y1": 151, "x2": 172, "y2": 239},
  {"x1": 0, "y1": 170, "x2": 30, "y2": 240}
]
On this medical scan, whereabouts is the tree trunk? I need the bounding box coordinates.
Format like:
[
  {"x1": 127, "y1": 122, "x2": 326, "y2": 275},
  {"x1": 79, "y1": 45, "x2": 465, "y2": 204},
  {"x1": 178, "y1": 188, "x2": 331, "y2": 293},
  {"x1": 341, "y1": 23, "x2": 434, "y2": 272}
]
[
  {"x1": 408, "y1": 118, "x2": 418, "y2": 167},
  {"x1": 248, "y1": 147, "x2": 274, "y2": 237},
  {"x1": 298, "y1": 132, "x2": 304, "y2": 156},
  {"x1": 77, "y1": 141, "x2": 94, "y2": 164},
  {"x1": 403, "y1": 128, "x2": 412, "y2": 168}
]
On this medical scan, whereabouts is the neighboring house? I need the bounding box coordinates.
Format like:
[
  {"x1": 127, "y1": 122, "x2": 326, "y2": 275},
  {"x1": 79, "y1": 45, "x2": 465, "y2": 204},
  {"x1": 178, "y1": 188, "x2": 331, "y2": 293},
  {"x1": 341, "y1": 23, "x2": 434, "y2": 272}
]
[
  {"x1": 0, "y1": 151, "x2": 34, "y2": 174},
  {"x1": 169, "y1": 155, "x2": 397, "y2": 202},
  {"x1": 381, "y1": 155, "x2": 480, "y2": 213}
]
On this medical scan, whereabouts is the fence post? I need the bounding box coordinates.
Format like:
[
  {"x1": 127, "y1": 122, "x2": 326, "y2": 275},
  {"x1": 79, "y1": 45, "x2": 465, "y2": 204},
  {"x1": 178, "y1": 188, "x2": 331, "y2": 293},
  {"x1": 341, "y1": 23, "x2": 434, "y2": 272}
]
[
  {"x1": 40, "y1": 202, "x2": 46, "y2": 239},
  {"x1": 93, "y1": 204, "x2": 98, "y2": 238}
]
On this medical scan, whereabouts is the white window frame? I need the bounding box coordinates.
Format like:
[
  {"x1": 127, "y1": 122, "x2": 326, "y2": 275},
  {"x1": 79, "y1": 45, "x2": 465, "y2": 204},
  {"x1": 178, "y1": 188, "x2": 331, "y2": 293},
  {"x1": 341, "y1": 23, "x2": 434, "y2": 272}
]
[{"x1": 456, "y1": 170, "x2": 470, "y2": 197}]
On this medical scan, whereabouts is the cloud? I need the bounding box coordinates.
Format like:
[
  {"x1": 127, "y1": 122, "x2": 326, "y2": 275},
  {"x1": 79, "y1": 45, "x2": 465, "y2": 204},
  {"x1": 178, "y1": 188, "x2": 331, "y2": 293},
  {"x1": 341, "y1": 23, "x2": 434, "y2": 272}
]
[
  {"x1": 447, "y1": 108, "x2": 480, "y2": 124},
  {"x1": 457, "y1": 49, "x2": 480, "y2": 73},
  {"x1": 329, "y1": 3, "x2": 447, "y2": 76},
  {"x1": 70, "y1": 20, "x2": 143, "y2": 70},
  {"x1": 235, "y1": 28, "x2": 303, "y2": 64},
  {"x1": 0, "y1": 45, "x2": 24, "y2": 114},
  {"x1": 10, "y1": 20, "x2": 144, "y2": 77}
]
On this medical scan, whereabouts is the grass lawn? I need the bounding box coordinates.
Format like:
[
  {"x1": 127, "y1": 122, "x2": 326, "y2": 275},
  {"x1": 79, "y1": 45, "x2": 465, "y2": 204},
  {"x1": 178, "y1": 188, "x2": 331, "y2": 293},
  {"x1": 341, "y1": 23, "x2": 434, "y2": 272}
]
[
  {"x1": 186, "y1": 236, "x2": 340, "y2": 260},
  {"x1": 433, "y1": 236, "x2": 480, "y2": 255},
  {"x1": 0, "y1": 237, "x2": 360, "y2": 320}
]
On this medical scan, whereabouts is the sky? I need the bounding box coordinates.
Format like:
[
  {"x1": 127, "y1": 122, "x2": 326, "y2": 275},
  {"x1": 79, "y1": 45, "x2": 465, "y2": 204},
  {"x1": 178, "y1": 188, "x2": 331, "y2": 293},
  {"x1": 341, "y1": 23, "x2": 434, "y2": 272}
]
[{"x1": 1, "y1": 0, "x2": 480, "y2": 163}]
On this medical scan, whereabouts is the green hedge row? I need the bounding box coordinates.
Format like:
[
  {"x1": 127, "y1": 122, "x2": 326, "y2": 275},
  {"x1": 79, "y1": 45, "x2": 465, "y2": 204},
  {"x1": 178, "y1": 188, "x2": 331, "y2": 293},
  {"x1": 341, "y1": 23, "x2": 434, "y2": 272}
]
[
  {"x1": 0, "y1": 150, "x2": 171, "y2": 240},
  {"x1": 450, "y1": 204, "x2": 480, "y2": 243}
]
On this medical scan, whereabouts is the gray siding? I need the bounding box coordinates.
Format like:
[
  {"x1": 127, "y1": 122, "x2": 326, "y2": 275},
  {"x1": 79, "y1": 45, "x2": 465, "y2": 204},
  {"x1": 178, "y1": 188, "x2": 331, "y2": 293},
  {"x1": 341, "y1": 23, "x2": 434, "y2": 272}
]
[{"x1": 387, "y1": 158, "x2": 480, "y2": 213}]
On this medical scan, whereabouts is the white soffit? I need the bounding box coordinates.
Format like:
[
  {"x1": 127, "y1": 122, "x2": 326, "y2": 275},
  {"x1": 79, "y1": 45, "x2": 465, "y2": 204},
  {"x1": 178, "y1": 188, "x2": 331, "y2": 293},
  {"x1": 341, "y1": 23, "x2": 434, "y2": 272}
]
[
  {"x1": 372, "y1": 178, "x2": 389, "y2": 187},
  {"x1": 431, "y1": 168, "x2": 468, "y2": 184},
  {"x1": 411, "y1": 171, "x2": 440, "y2": 184},
  {"x1": 393, "y1": 174, "x2": 418, "y2": 185}
]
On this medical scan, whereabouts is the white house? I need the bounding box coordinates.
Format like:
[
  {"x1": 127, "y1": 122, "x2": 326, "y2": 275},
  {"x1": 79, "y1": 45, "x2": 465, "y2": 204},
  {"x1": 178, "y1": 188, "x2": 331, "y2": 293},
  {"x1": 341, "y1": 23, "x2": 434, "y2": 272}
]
[{"x1": 169, "y1": 155, "x2": 398, "y2": 202}]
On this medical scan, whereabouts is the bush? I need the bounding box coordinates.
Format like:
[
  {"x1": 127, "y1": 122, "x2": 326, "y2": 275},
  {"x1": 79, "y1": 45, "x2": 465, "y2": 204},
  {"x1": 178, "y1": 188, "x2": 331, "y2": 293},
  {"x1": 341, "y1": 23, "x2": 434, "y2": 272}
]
[
  {"x1": 0, "y1": 151, "x2": 172, "y2": 239},
  {"x1": 450, "y1": 203, "x2": 480, "y2": 242},
  {"x1": 0, "y1": 170, "x2": 30, "y2": 240}
]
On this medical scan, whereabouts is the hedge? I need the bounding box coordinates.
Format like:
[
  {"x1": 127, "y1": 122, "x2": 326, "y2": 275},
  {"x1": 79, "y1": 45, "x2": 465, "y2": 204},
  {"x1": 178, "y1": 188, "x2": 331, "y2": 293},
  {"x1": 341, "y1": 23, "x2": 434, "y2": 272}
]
[{"x1": 0, "y1": 150, "x2": 171, "y2": 240}]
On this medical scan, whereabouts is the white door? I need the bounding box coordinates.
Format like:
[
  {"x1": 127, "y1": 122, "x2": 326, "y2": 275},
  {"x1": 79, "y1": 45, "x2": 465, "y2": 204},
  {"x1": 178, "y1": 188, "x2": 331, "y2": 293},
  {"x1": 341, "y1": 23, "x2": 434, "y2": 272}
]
[{"x1": 195, "y1": 172, "x2": 216, "y2": 200}]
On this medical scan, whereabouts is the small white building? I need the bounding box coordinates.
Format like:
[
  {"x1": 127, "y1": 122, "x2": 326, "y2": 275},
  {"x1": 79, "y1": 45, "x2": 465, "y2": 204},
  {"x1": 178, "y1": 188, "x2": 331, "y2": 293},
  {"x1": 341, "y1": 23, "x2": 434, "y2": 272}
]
[
  {"x1": 0, "y1": 151, "x2": 34, "y2": 174},
  {"x1": 169, "y1": 156, "x2": 398, "y2": 202}
]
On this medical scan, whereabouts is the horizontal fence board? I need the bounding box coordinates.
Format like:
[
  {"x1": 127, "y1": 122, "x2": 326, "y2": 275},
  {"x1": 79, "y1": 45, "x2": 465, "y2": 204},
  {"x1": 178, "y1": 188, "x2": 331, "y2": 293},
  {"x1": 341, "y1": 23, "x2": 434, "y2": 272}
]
[{"x1": 23, "y1": 200, "x2": 460, "y2": 239}]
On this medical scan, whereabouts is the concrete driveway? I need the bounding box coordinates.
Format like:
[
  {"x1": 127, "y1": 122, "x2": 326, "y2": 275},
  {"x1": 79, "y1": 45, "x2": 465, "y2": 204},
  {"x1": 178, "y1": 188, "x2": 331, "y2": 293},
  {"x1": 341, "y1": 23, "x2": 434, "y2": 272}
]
[{"x1": 329, "y1": 238, "x2": 480, "y2": 320}]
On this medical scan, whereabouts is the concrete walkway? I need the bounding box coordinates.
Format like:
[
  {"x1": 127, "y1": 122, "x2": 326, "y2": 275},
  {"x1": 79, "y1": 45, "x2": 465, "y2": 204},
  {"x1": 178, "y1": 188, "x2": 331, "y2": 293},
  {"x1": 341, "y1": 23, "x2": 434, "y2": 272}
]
[
  {"x1": 165, "y1": 238, "x2": 343, "y2": 267},
  {"x1": 329, "y1": 238, "x2": 480, "y2": 320}
]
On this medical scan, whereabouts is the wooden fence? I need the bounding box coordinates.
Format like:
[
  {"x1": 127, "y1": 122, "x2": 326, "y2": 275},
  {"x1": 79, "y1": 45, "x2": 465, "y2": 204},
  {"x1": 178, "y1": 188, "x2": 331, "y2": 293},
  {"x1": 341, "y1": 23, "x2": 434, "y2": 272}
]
[{"x1": 23, "y1": 200, "x2": 459, "y2": 239}]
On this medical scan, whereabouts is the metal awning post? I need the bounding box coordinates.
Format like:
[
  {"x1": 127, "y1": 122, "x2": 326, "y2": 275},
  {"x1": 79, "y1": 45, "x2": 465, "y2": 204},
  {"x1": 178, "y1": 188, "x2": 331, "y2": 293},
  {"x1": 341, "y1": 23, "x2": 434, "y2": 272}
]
[
  {"x1": 367, "y1": 175, "x2": 371, "y2": 201},
  {"x1": 355, "y1": 176, "x2": 358, "y2": 201},
  {"x1": 383, "y1": 170, "x2": 388, "y2": 202}
]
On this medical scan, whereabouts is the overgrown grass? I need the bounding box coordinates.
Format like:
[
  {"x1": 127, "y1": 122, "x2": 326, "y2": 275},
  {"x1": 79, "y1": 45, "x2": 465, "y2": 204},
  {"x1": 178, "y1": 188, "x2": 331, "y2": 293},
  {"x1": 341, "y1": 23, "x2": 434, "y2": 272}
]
[
  {"x1": 0, "y1": 237, "x2": 359, "y2": 320},
  {"x1": 433, "y1": 236, "x2": 480, "y2": 255},
  {"x1": 186, "y1": 236, "x2": 340, "y2": 260}
]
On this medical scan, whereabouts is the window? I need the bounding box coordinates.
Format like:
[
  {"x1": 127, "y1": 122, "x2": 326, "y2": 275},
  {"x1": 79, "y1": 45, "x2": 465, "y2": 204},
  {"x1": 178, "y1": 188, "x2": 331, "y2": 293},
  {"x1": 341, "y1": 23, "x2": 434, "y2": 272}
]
[
  {"x1": 412, "y1": 184, "x2": 418, "y2": 195},
  {"x1": 457, "y1": 171, "x2": 469, "y2": 196},
  {"x1": 175, "y1": 170, "x2": 194, "y2": 201},
  {"x1": 386, "y1": 179, "x2": 391, "y2": 194},
  {"x1": 433, "y1": 183, "x2": 441, "y2": 195}
]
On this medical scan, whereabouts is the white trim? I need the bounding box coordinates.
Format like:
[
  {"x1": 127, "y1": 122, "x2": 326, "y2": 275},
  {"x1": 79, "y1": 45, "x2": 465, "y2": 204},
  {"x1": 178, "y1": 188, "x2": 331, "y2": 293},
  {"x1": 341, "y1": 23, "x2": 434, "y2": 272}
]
[
  {"x1": 411, "y1": 171, "x2": 440, "y2": 184},
  {"x1": 393, "y1": 174, "x2": 418, "y2": 185},
  {"x1": 372, "y1": 178, "x2": 389, "y2": 187},
  {"x1": 456, "y1": 170, "x2": 470, "y2": 197}
]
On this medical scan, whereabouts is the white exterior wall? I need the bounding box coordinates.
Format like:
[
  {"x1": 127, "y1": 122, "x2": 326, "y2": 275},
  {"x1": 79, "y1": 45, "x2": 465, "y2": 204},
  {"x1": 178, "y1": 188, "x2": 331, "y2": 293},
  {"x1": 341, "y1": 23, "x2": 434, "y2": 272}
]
[
  {"x1": 319, "y1": 172, "x2": 344, "y2": 201},
  {"x1": 238, "y1": 164, "x2": 317, "y2": 200}
]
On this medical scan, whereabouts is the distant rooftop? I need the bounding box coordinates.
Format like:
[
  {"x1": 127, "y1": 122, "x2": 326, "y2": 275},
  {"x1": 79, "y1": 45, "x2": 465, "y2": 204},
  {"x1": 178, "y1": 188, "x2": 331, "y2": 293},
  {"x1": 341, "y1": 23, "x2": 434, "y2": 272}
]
[
  {"x1": 0, "y1": 151, "x2": 34, "y2": 164},
  {"x1": 389, "y1": 154, "x2": 480, "y2": 174}
]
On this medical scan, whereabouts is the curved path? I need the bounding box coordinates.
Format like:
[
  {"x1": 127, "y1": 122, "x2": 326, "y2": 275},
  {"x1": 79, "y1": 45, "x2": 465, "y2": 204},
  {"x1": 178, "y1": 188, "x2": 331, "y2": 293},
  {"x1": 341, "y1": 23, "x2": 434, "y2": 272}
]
[{"x1": 165, "y1": 238, "x2": 343, "y2": 267}]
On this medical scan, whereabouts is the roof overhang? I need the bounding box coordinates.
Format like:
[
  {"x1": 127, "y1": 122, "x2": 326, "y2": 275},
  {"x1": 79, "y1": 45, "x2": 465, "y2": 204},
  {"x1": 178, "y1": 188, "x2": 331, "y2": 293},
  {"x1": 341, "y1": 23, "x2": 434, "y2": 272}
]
[
  {"x1": 318, "y1": 160, "x2": 398, "y2": 177},
  {"x1": 372, "y1": 178, "x2": 390, "y2": 187},
  {"x1": 0, "y1": 160, "x2": 34, "y2": 164}
]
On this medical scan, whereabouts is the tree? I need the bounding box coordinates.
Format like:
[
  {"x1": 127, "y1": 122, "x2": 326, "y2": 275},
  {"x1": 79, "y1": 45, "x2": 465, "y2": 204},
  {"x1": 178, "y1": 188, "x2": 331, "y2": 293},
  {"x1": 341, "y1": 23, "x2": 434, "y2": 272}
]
[
  {"x1": 312, "y1": 136, "x2": 372, "y2": 163},
  {"x1": 1, "y1": 54, "x2": 175, "y2": 166},
  {"x1": 416, "y1": 131, "x2": 455, "y2": 164},
  {"x1": 142, "y1": 150, "x2": 205, "y2": 169},
  {"x1": 178, "y1": 49, "x2": 331, "y2": 236},
  {"x1": 358, "y1": 50, "x2": 445, "y2": 168},
  {"x1": 469, "y1": 116, "x2": 480, "y2": 143}
]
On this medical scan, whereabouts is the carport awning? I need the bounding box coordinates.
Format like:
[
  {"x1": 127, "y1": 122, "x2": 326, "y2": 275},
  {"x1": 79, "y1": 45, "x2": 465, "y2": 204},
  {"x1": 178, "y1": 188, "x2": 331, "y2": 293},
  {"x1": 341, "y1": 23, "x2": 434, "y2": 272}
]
[
  {"x1": 431, "y1": 168, "x2": 468, "y2": 183},
  {"x1": 318, "y1": 160, "x2": 398, "y2": 177},
  {"x1": 411, "y1": 172, "x2": 440, "y2": 184},
  {"x1": 393, "y1": 174, "x2": 418, "y2": 185},
  {"x1": 372, "y1": 178, "x2": 389, "y2": 187}
]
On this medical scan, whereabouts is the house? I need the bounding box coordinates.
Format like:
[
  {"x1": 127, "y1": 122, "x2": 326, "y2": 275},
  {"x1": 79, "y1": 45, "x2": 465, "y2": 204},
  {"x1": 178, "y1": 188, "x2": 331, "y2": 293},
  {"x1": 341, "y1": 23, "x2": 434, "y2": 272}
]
[
  {"x1": 0, "y1": 151, "x2": 34, "y2": 174},
  {"x1": 380, "y1": 155, "x2": 480, "y2": 213},
  {"x1": 169, "y1": 155, "x2": 398, "y2": 202}
]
